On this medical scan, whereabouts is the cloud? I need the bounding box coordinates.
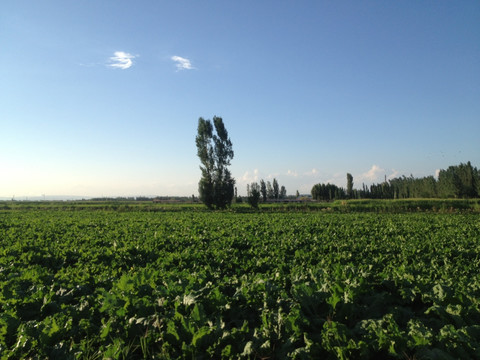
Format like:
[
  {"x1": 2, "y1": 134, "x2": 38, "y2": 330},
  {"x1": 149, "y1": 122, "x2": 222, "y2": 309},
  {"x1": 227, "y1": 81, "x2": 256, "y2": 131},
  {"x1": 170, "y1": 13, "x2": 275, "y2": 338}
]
[
  {"x1": 325, "y1": 172, "x2": 346, "y2": 186},
  {"x1": 109, "y1": 51, "x2": 136, "y2": 69},
  {"x1": 388, "y1": 169, "x2": 400, "y2": 180},
  {"x1": 264, "y1": 172, "x2": 282, "y2": 180},
  {"x1": 241, "y1": 169, "x2": 259, "y2": 184},
  {"x1": 286, "y1": 169, "x2": 298, "y2": 177},
  {"x1": 304, "y1": 168, "x2": 319, "y2": 177},
  {"x1": 360, "y1": 164, "x2": 384, "y2": 182},
  {"x1": 171, "y1": 55, "x2": 194, "y2": 70}
]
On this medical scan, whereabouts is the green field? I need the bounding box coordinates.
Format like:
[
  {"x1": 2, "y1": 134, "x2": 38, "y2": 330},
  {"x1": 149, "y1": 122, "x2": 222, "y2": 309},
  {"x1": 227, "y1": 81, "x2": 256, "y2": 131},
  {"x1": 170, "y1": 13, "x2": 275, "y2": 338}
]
[{"x1": 1, "y1": 202, "x2": 479, "y2": 359}]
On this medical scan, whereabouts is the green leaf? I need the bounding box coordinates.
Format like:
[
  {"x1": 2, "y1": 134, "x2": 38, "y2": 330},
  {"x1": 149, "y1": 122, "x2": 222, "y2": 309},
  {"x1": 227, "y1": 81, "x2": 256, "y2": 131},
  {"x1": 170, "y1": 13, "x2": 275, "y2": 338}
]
[
  {"x1": 192, "y1": 326, "x2": 211, "y2": 348},
  {"x1": 407, "y1": 319, "x2": 433, "y2": 347},
  {"x1": 100, "y1": 320, "x2": 112, "y2": 339},
  {"x1": 167, "y1": 320, "x2": 180, "y2": 342}
]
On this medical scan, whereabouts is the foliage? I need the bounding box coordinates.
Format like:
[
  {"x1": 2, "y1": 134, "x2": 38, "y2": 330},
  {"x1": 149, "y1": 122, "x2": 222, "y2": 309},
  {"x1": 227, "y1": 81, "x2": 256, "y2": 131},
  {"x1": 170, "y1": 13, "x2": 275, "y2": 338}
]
[
  {"x1": 273, "y1": 178, "x2": 279, "y2": 199},
  {"x1": 0, "y1": 207, "x2": 479, "y2": 358},
  {"x1": 438, "y1": 161, "x2": 479, "y2": 198},
  {"x1": 266, "y1": 181, "x2": 274, "y2": 199},
  {"x1": 311, "y1": 183, "x2": 346, "y2": 201},
  {"x1": 256, "y1": 178, "x2": 287, "y2": 202},
  {"x1": 347, "y1": 173, "x2": 354, "y2": 198},
  {"x1": 246, "y1": 182, "x2": 261, "y2": 209},
  {"x1": 260, "y1": 180, "x2": 267, "y2": 202},
  {"x1": 313, "y1": 162, "x2": 479, "y2": 201},
  {"x1": 196, "y1": 116, "x2": 235, "y2": 209}
]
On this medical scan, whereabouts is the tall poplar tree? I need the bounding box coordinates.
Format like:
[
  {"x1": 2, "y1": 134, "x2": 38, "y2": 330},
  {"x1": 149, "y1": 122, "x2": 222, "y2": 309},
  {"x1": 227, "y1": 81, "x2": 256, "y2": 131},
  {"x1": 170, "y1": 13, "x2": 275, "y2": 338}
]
[
  {"x1": 266, "y1": 181, "x2": 274, "y2": 199},
  {"x1": 196, "y1": 116, "x2": 235, "y2": 209},
  {"x1": 346, "y1": 173, "x2": 354, "y2": 198},
  {"x1": 260, "y1": 179, "x2": 267, "y2": 202},
  {"x1": 247, "y1": 182, "x2": 261, "y2": 208},
  {"x1": 273, "y1": 178, "x2": 279, "y2": 199}
]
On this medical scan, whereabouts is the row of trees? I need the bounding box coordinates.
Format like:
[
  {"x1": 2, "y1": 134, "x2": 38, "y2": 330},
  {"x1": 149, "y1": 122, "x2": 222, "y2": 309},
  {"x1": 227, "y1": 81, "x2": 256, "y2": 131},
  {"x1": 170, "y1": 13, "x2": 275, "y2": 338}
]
[
  {"x1": 196, "y1": 116, "x2": 291, "y2": 209},
  {"x1": 256, "y1": 179, "x2": 287, "y2": 202},
  {"x1": 311, "y1": 162, "x2": 480, "y2": 201},
  {"x1": 311, "y1": 183, "x2": 346, "y2": 201},
  {"x1": 196, "y1": 116, "x2": 478, "y2": 208},
  {"x1": 246, "y1": 178, "x2": 288, "y2": 208}
]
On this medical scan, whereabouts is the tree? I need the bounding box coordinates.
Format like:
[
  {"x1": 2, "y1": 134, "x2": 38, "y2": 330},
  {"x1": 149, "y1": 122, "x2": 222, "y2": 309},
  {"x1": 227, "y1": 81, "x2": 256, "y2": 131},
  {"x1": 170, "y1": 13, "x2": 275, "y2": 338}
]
[
  {"x1": 346, "y1": 173, "x2": 354, "y2": 198},
  {"x1": 458, "y1": 161, "x2": 478, "y2": 198},
  {"x1": 311, "y1": 183, "x2": 345, "y2": 201},
  {"x1": 438, "y1": 166, "x2": 462, "y2": 198},
  {"x1": 266, "y1": 181, "x2": 274, "y2": 199},
  {"x1": 196, "y1": 116, "x2": 235, "y2": 209},
  {"x1": 260, "y1": 179, "x2": 267, "y2": 202},
  {"x1": 273, "y1": 178, "x2": 279, "y2": 199},
  {"x1": 280, "y1": 186, "x2": 287, "y2": 199},
  {"x1": 247, "y1": 182, "x2": 261, "y2": 209},
  {"x1": 438, "y1": 161, "x2": 479, "y2": 198}
]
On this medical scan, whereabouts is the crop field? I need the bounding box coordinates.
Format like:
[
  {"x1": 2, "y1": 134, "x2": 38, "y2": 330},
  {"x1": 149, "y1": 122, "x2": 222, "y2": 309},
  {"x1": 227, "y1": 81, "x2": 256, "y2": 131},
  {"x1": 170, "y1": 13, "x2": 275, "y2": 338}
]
[{"x1": 0, "y1": 206, "x2": 479, "y2": 359}]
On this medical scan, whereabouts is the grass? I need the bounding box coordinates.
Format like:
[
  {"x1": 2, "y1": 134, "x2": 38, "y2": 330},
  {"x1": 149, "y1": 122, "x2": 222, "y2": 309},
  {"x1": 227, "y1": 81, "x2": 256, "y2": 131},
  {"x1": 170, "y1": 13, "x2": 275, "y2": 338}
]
[{"x1": 0, "y1": 198, "x2": 479, "y2": 213}]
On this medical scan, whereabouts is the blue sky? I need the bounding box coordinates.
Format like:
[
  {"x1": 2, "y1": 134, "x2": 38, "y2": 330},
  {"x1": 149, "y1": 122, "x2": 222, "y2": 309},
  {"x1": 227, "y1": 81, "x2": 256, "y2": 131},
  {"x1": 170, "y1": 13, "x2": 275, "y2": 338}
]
[{"x1": 1, "y1": 1, "x2": 479, "y2": 198}]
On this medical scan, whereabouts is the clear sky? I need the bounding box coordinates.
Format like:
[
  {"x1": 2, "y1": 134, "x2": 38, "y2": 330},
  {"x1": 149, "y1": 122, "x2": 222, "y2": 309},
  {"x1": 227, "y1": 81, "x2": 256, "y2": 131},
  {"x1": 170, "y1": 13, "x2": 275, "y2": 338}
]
[{"x1": 1, "y1": 1, "x2": 479, "y2": 198}]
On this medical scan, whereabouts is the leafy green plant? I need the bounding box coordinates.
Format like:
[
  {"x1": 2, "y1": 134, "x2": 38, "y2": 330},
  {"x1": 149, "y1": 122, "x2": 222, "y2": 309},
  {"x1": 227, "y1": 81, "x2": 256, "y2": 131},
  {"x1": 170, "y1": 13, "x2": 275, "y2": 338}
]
[{"x1": 0, "y1": 208, "x2": 479, "y2": 358}]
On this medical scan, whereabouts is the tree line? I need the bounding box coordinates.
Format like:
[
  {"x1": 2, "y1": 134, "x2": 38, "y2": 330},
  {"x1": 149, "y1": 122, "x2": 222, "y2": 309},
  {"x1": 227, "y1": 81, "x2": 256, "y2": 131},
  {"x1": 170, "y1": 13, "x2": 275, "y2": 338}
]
[
  {"x1": 311, "y1": 162, "x2": 480, "y2": 201},
  {"x1": 196, "y1": 116, "x2": 293, "y2": 209},
  {"x1": 246, "y1": 178, "x2": 288, "y2": 208},
  {"x1": 195, "y1": 116, "x2": 479, "y2": 209}
]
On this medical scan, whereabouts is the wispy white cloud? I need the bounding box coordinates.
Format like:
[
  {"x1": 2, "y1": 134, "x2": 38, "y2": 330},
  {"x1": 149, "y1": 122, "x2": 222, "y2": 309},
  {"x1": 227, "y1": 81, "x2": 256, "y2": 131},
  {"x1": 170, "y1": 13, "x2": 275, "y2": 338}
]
[
  {"x1": 266, "y1": 173, "x2": 280, "y2": 180},
  {"x1": 171, "y1": 55, "x2": 194, "y2": 70},
  {"x1": 241, "y1": 169, "x2": 259, "y2": 184},
  {"x1": 359, "y1": 164, "x2": 385, "y2": 182},
  {"x1": 304, "y1": 168, "x2": 319, "y2": 177},
  {"x1": 109, "y1": 51, "x2": 136, "y2": 69},
  {"x1": 286, "y1": 169, "x2": 298, "y2": 177},
  {"x1": 326, "y1": 172, "x2": 346, "y2": 186},
  {"x1": 388, "y1": 169, "x2": 400, "y2": 180}
]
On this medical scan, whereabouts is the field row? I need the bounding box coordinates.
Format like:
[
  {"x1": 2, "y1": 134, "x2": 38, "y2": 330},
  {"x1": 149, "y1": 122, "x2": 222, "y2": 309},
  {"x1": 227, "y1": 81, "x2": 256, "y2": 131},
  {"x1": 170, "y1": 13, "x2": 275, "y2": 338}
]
[{"x1": 0, "y1": 210, "x2": 479, "y2": 358}]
